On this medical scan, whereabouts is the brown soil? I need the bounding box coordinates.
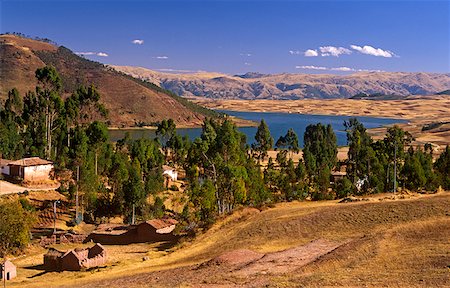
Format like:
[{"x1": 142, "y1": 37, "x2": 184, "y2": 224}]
[{"x1": 202, "y1": 249, "x2": 264, "y2": 268}]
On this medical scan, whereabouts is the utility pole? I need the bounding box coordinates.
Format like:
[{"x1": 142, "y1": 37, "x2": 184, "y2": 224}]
[
  {"x1": 76, "y1": 166, "x2": 79, "y2": 224},
  {"x1": 53, "y1": 200, "x2": 60, "y2": 234}
]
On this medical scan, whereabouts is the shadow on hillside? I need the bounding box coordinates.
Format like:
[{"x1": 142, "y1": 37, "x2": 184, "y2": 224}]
[
  {"x1": 155, "y1": 240, "x2": 179, "y2": 251},
  {"x1": 24, "y1": 264, "x2": 48, "y2": 278}
]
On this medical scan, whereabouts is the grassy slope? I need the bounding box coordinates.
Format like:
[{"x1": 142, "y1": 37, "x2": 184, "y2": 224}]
[{"x1": 10, "y1": 192, "x2": 450, "y2": 287}]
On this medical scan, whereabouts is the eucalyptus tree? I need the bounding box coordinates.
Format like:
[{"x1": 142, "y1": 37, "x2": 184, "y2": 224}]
[
  {"x1": 252, "y1": 119, "x2": 273, "y2": 162},
  {"x1": 303, "y1": 123, "x2": 337, "y2": 194},
  {"x1": 35, "y1": 66, "x2": 64, "y2": 159},
  {"x1": 434, "y1": 145, "x2": 450, "y2": 189}
]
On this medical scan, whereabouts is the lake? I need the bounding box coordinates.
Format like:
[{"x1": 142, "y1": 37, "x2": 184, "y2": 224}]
[{"x1": 109, "y1": 110, "x2": 407, "y2": 147}]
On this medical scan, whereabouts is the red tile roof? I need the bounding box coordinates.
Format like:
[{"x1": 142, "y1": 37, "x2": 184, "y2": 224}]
[
  {"x1": 0, "y1": 159, "x2": 12, "y2": 166},
  {"x1": 8, "y1": 157, "x2": 53, "y2": 167}
]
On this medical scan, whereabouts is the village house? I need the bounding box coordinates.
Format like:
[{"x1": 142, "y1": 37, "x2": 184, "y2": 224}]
[
  {"x1": 43, "y1": 243, "x2": 107, "y2": 271},
  {"x1": 4, "y1": 157, "x2": 53, "y2": 181},
  {"x1": 162, "y1": 165, "x2": 178, "y2": 181},
  {"x1": 0, "y1": 260, "x2": 17, "y2": 281},
  {"x1": 85, "y1": 218, "x2": 178, "y2": 245},
  {"x1": 330, "y1": 171, "x2": 347, "y2": 184}
]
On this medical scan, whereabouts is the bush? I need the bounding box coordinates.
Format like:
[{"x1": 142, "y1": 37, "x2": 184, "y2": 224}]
[
  {"x1": 334, "y1": 178, "x2": 354, "y2": 199},
  {"x1": 0, "y1": 200, "x2": 35, "y2": 256},
  {"x1": 169, "y1": 184, "x2": 179, "y2": 191},
  {"x1": 19, "y1": 198, "x2": 35, "y2": 212}
]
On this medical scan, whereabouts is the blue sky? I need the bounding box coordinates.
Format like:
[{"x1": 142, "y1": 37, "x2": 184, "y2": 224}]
[{"x1": 1, "y1": 0, "x2": 449, "y2": 74}]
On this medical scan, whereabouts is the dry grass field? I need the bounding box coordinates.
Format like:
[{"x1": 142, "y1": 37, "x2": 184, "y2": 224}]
[{"x1": 8, "y1": 191, "x2": 449, "y2": 287}]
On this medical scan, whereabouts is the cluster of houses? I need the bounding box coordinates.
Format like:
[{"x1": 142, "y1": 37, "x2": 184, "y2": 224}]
[{"x1": 0, "y1": 157, "x2": 53, "y2": 182}]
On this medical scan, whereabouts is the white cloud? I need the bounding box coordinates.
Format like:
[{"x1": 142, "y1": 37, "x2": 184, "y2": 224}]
[
  {"x1": 240, "y1": 53, "x2": 252, "y2": 57},
  {"x1": 244, "y1": 62, "x2": 251, "y2": 66},
  {"x1": 289, "y1": 50, "x2": 302, "y2": 55},
  {"x1": 75, "y1": 51, "x2": 108, "y2": 57},
  {"x1": 75, "y1": 52, "x2": 95, "y2": 56},
  {"x1": 296, "y1": 65, "x2": 384, "y2": 72},
  {"x1": 350, "y1": 45, "x2": 395, "y2": 57},
  {"x1": 319, "y1": 46, "x2": 352, "y2": 57},
  {"x1": 157, "y1": 68, "x2": 202, "y2": 73},
  {"x1": 330, "y1": 67, "x2": 354, "y2": 71},
  {"x1": 132, "y1": 39, "x2": 144, "y2": 45},
  {"x1": 295, "y1": 65, "x2": 327, "y2": 70},
  {"x1": 304, "y1": 49, "x2": 318, "y2": 57},
  {"x1": 154, "y1": 56, "x2": 169, "y2": 59}
]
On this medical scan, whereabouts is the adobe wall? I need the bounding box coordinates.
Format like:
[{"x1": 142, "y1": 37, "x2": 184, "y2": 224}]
[
  {"x1": 23, "y1": 164, "x2": 53, "y2": 181},
  {"x1": 85, "y1": 227, "x2": 177, "y2": 245}
]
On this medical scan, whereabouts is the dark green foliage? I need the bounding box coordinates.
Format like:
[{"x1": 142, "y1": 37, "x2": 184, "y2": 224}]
[
  {"x1": 0, "y1": 200, "x2": 35, "y2": 256},
  {"x1": 152, "y1": 196, "x2": 166, "y2": 219},
  {"x1": 303, "y1": 123, "x2": 337, "y2": 194},
  {"x1": 189, "y1": 180, "x2": 216, "y2": 222},
  {"x1": 434, "y1": 145, "x2": 450, "y2": 189},
  {"x1": 334, "y1": 178, "x2": 354, "y2": 199},
  {"x1": 400, "y1": 146, "x2": 437, "y2": 191},
  {"x1": 252, "y1": 119, "x2": 273, "y2": 161},
  {"x1": 275, "y1": 128, "x2": 299, "y2": 154},
  {"x1": 345, "y1": 118, "x2": 385, "y2": 194},
  {"x1": 123, "y1": 159, "x2": 145, "y2": 211}
]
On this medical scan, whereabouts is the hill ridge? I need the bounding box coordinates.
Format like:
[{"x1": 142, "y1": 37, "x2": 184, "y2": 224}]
[{"x1": 113, "y1": 65, "x2": 450, "y2": 100}]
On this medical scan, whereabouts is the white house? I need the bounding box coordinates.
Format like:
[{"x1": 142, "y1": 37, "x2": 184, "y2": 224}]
[
  {"x1": 1, "y1": 260, "x2": 17, "y2": 281},
  {"x1": 162, "y1": 165, "x2": 177, "y2": 181},
  {"x1": 7, "y1": 157, "x2": 53, "y2": 181}
]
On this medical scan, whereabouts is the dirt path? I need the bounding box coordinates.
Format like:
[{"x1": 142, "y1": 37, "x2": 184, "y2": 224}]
[
  {"x1": 235, "y1": 239, "x2": 344, "y2": 276},
  {"x1": 0, "y1": 180, "x2": 27, "y2": 195},
  {"x1": 0, "y1": 180, "x2": 60, "y2": 196}
]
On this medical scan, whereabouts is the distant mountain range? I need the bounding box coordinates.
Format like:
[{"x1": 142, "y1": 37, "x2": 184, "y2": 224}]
[
  {"x1": 0, "y1": 34, "x2": 215, "y2": 127},
  {"x1": 113, "y1": 66, "x2": 450, "y2": 100}
]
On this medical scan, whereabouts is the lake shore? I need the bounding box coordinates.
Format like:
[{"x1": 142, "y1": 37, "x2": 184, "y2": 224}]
[
  {"x1": 108, "y1": 115, "x2": 257, "y2": 131},
  {"x1": 194, "y1": 97, "x2": 450, "y2": 150}
]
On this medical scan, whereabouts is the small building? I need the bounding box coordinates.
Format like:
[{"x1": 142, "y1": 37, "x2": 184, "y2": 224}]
[
  {"x1": 7, "y1": 157, "x2": 53, "y2": 181},
  {"x1": 162, "y1": 165, "x2": 178, "y2": 181},
  {"x1": 43, "y1": 243, "x2": 107, "y2": 271},
  {"x1": 330, "y1": 171, "x2": 347, "y2": 183},
  {"x1": 0, "y1": 260, "x2": 17, "y2": 281},
  {"x1": 0, "y1": 159, "x2": 12, "y2": 176},
  {"x1": 85, "y1": 218, "x2": 178, "y2": 245}
]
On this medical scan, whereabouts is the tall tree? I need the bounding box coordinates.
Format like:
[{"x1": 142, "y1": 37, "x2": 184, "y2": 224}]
[
  {"x1": 252, "y1": 119, "x2": 273, "y2": 162},
  {"x1": 86, "y1": 121, "x2": 109, "y2": 175},
  {"x1": 434, "y1": 145, "x2": 450, "y2": 189},
  {"x1": 303, "y1": 123, "x2": 337, "y2": 194},
  {"x1": 344, "y1": 118, "x2": 384, "y2": 193},
  {"x1": 35, "y1": 65, "x2": 64, "y2": 159},
  {"x1": 123, "y1": 158, "x2": 145, "y2": 223}
]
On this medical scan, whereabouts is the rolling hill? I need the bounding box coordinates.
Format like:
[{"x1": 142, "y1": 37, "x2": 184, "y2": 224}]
[
  {"x1": 113, "y1": 65, "x2": 450, "y2": 100},
  {"x1": 0, "y1": 34, "x2": 215, "y2": 127}
]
